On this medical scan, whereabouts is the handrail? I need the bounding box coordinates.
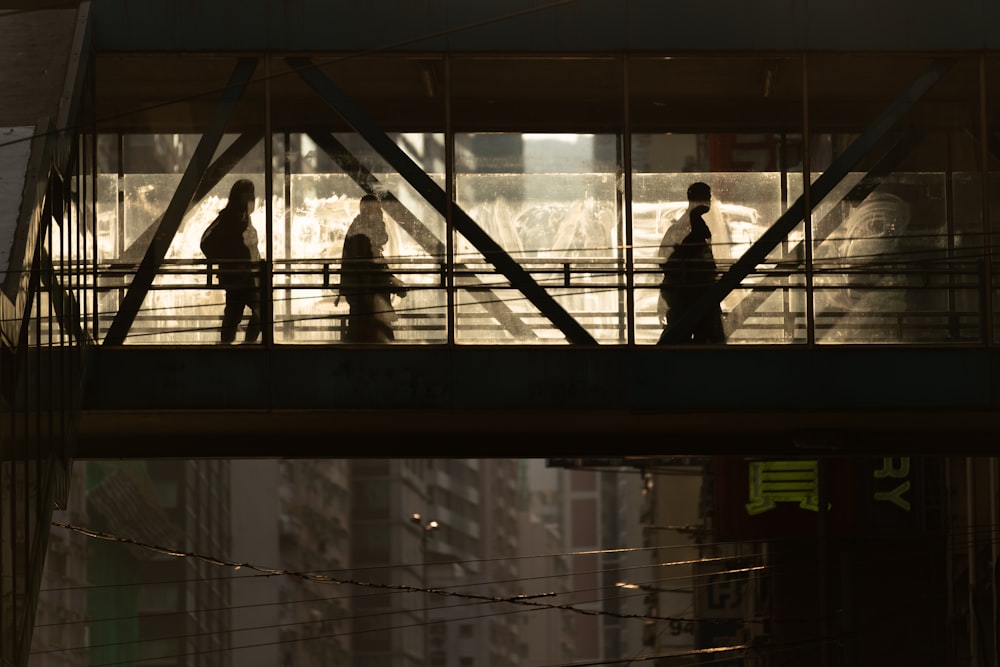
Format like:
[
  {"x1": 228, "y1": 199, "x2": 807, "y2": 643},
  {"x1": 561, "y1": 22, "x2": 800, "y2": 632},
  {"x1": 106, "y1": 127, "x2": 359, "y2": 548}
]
[
  {"x1": 45, "y1": 256, "x2": 991, "y2": 346},
  {"x1": 82, "y1": 256, "x2": 987, "y2": 285}
]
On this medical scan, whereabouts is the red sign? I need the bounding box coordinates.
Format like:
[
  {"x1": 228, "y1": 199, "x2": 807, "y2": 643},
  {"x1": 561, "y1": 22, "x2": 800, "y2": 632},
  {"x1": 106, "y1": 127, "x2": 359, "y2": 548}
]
[{"x1": 713, "y1": 457, "x2": 861, "y2": 540}]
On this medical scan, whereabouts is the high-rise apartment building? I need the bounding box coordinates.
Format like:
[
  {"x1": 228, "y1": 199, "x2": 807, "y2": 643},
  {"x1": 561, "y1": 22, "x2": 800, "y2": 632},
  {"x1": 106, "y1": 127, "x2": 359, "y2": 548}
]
[{"x1": 75, "y1": 460, "x2": 234, "y2": 667}]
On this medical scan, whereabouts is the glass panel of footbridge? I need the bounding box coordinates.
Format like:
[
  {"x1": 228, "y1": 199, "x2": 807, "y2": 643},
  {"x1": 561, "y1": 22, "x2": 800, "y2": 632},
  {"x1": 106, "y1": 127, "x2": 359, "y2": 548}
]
[
  {"x1": 92, "y1": 54, "x2": 270, "y2": 345},
  {"x1": 453, "y1": 132, "x2": 625, "y2": 344},
  {"x1": 264, "y1": 55, "x2": 449, "y2": 344},
  {"x1": 629, "y1": 55, "x2": 808, "y2": 344},
  {"x1": 806, "y1": 53, "x2": 986, "y2": 344}
]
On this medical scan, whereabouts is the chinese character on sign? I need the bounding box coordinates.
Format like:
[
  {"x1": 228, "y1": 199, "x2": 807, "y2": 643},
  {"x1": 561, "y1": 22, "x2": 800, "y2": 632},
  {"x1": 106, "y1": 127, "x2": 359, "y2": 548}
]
[{"x1": 745, "y1": 460, "x2": 826, "y2": 515}]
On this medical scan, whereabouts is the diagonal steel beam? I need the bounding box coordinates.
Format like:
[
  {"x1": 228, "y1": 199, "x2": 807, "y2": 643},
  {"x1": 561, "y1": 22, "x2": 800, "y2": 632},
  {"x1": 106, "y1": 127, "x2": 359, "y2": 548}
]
[
  {"x1": 306, "y1": 129, "x2": 537, "y2": 339},
  {"x1": 103, "y1": 58, "x2": 258, "y2": 345},
  {"x1": 659, "y1": 60, "x2": 952, "y2": 345},
  {"x1": 17, "y1": 193, "x2": 50, "y2": 352},
  {"x1": 119, "y1": 130, "x2": 264, "y2": 261},
  {"x1": 39, "y1": 247, "x2": 88, "y2": 345},
  {"x1": 304, "y1": 129, "x2": 444, "y2": 256},
  {"x1": 289, "y1": 57, "x2": 596, "y2": 345}
]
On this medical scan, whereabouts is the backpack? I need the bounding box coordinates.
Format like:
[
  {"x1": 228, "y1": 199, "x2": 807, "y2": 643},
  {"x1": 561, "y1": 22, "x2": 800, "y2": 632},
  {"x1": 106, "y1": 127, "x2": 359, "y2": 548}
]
[
  {"x1": 659, "y1": 248, "x2": 688, "y2": 312},
  {"x1": 659, "y1": 236, "x2": 713, "y2": 311},
  {"x1": 200, "y1": 217, "x2": 226, "y2": 261}
]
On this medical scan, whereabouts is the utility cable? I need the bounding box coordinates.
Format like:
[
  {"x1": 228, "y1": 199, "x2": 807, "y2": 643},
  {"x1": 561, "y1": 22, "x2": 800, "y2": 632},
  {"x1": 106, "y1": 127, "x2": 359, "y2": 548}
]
[
  {"x1": 34, "y1": 569, "x2": 755, "y2": 658},
  {"x1": 37, "y1": 524, "x2": 968, "y2": 660},
  {"x1": 36, "y1": 528, "x2": 763, "y2": 660},
  {"x1": 52, "y1": 520, "x2": 754, "y2": 625},
  {"x1": 35, "y1": 558, "x2": 767, "y2": 632},
  {"x1": 51, "y1": 517, "x2": 764, "y2": 585}
]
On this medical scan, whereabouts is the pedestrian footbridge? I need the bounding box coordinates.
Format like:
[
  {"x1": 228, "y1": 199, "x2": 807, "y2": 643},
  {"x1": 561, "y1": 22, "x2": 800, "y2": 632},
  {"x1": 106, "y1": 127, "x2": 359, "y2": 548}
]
[{"x1": 5, "y1": 2, "x2": 1000, "y2": 665}]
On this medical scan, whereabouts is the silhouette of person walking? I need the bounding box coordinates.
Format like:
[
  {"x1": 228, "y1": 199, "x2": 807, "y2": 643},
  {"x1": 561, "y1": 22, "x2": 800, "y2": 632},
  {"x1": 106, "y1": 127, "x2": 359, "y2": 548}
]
[
  {"x1": 338, "y1": 195, "x2": 407, "y2": 343},
  {"x1": 200, "y1": 179, "x2": 262, "y2": 344},
  {"x1": 657, "y1": 181, "x2": 726, "y2": 344}
]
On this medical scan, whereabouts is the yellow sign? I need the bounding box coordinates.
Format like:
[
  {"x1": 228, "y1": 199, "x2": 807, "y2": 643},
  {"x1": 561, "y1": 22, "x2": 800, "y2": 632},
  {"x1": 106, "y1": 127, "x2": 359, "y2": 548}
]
[
  {"x1": 745, "y1": 460, "x2": 822, "y2": 515},
  {"x1": 873, "y1": 457, "x2": 911, "y2": 511},
  {"x1": 745, "y1": 457, "x2": 912, "y2": 516}
]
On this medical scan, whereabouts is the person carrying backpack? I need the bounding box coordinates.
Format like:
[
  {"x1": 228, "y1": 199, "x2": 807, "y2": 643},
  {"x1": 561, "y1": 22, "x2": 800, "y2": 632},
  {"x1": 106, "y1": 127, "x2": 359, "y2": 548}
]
[
  {"x1": 657, "y1": 181, "x2": 726, "y2": 344},
  {"x1": 200, "y1": 179, "x2": 262, "y2": 344}
]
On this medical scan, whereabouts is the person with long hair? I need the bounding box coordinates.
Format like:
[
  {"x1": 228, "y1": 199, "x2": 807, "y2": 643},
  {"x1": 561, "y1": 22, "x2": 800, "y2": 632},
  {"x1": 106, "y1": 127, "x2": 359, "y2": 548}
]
[
  {"x1": 338, "y1": 194, "x2": 407, "y2": 342},
  {"x1": 200, "y1": 179, "x2": 262, "y2": 344}
]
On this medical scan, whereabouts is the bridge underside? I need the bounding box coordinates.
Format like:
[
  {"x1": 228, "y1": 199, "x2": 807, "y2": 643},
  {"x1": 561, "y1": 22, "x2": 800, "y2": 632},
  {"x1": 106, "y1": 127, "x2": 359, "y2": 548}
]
[{"x1": 76, "y1": 346, "x2": 1000, "y2": 457}]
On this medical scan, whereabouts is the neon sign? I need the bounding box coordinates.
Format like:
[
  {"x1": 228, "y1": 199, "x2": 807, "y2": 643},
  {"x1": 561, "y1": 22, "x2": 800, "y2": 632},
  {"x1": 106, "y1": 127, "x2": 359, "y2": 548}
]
[{"x1": 745, "y1": 457, "x2": 912, "y2": 515}]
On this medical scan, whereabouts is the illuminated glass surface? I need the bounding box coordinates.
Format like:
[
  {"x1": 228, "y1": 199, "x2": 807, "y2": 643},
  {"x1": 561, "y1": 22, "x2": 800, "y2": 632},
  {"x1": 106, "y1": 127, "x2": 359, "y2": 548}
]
[{"x1": 77, "y1": 53, "x2": 996, "y2": 346}]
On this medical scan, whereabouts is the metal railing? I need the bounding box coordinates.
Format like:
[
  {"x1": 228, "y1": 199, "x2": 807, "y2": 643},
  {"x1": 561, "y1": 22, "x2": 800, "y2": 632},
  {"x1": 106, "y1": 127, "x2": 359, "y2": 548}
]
[{"x1": 36, "y1": 257, "x2": 993, "y2": 346}]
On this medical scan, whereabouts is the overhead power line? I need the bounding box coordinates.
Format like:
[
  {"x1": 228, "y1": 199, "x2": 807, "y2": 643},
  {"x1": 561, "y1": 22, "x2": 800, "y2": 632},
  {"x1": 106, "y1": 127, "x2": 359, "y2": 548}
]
[{"x1": 52, "y1": 520, "x2": 752, "y2": 626}]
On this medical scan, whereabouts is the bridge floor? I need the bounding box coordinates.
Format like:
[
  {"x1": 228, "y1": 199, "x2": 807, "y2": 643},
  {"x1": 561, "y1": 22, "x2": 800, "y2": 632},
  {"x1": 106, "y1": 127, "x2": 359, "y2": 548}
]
[{"x1": 75, "y1": 345, "x2": 1000, "y2": 457}]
